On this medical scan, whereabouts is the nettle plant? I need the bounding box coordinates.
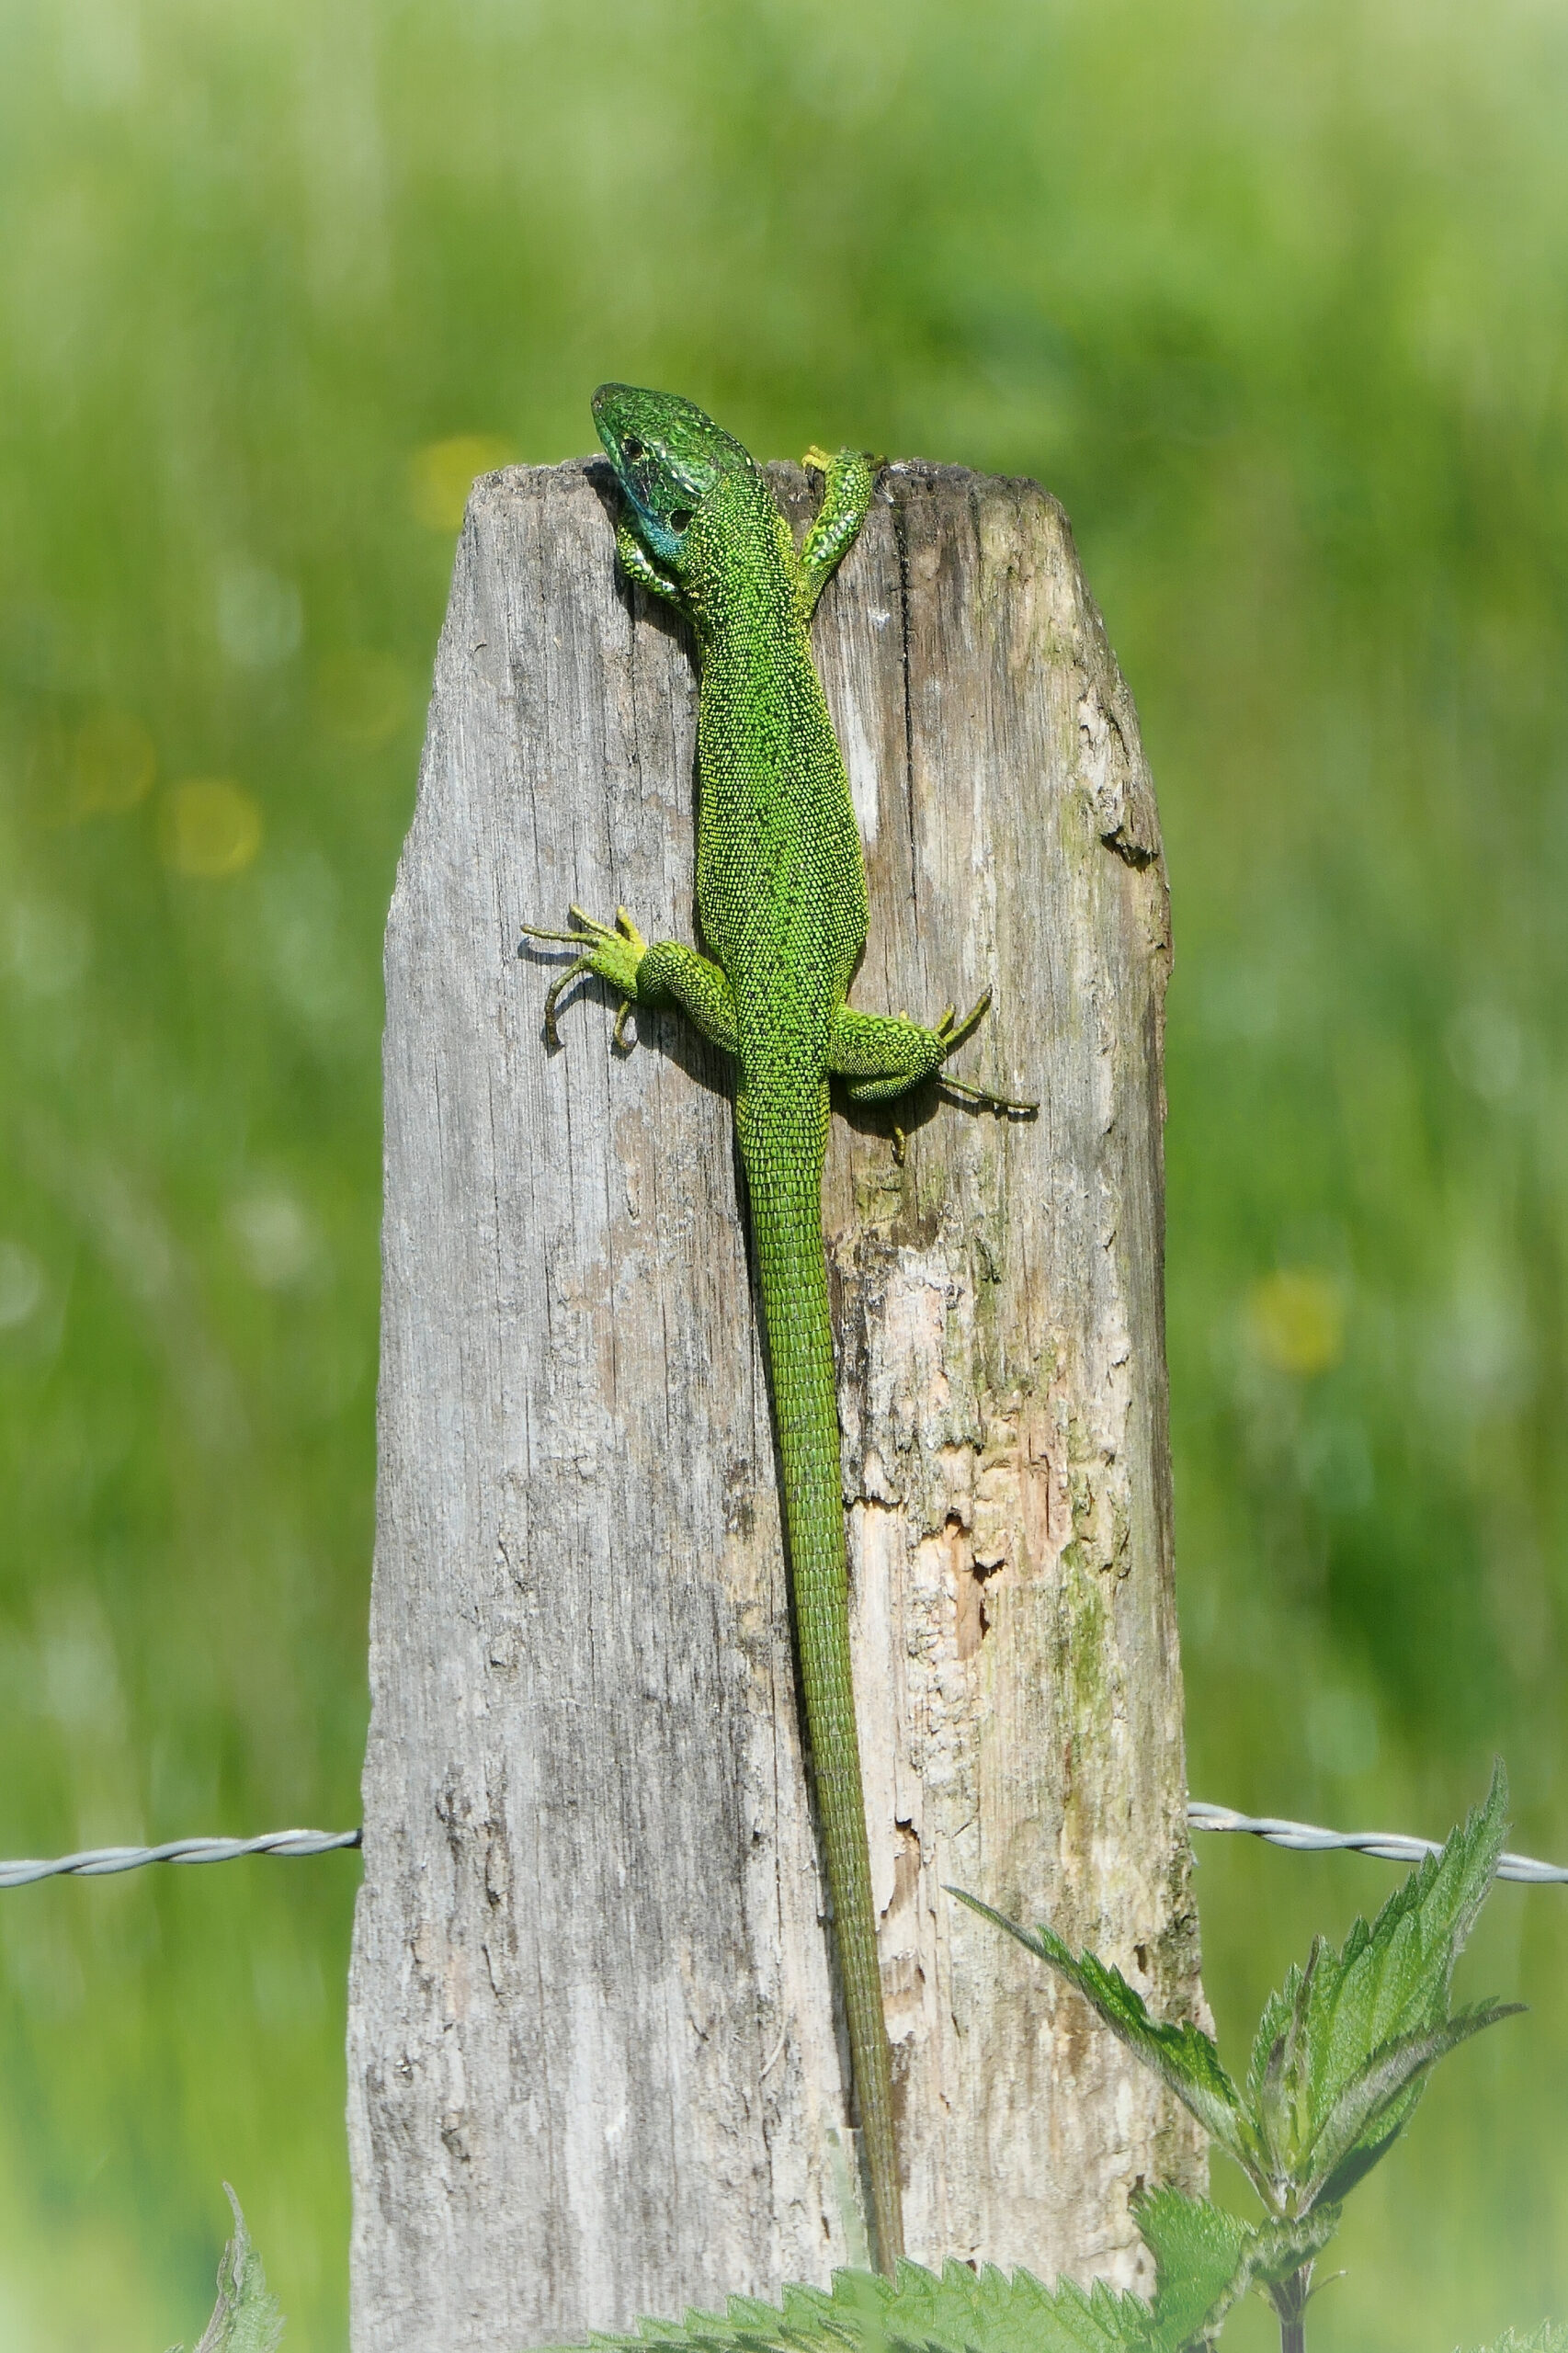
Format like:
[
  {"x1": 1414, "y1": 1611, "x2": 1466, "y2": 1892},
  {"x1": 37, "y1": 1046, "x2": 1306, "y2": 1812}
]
[
  {"x1": 169, "y1": 2187, "x2": 282, "y2": 2353},
  {"x1": 949, "y1": 1761, "x2": 1528, "y2": 2351},
  {"x1": 176, "y1": 1768, "x2": 1557, "y2": 2353}
]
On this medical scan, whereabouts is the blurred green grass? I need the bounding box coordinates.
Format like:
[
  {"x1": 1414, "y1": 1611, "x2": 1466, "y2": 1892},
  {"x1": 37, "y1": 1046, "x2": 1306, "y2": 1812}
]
[{"x1": 1, "y1": 1, "x2": 1564, "y2": 2345}]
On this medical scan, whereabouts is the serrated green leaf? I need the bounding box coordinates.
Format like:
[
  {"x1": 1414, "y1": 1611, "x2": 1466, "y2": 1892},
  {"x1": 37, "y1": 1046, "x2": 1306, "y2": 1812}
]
[
  {"x1": 1302, "y1": 2000, "x2": 1522, "y2": 2204},
  {"x1": 1237, "y1": 1766, "x2": 1516, "y2": 2209},
  {"x1": 1301, "y1": 1764, "x2": 1509, "y2": 2146},
  {"x1": 563, "y1": 2257, "x2": 1158, "y2": 2353},
  {"x1": 173, "y1": 2188, "x2": 284, "y2": 2353},
  {"x1": 1247, "y1": 1943, "x2": 1321, "y2": 2188},
  {"x1": 1464, "y1": 2328, "x2": 1568, "y2": 2353},
  {"x1": 949, "y1": 1889, "x2": 1252, "y2": 2171},
  {"x1": 1133, "y1": 2186, "x2": 1246, "y2": 2349},
  {"x1": 1300, "y1": 2077, "x2": 1420, "y2": 2211},
  {"x1": 1131, "y1": 2188, "x2": 1342, "y2": 2351}
]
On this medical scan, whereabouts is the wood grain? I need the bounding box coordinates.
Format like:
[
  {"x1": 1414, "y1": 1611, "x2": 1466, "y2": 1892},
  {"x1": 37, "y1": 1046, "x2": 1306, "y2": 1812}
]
[{"x1": 347, "y1": 457, "x2": 1207, "y2": 2351}]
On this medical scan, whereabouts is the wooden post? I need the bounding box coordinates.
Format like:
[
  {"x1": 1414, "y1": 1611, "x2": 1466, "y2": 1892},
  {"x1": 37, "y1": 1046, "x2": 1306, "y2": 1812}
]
[{"x1": 347, "y1": 457, "x2": 1206, "y2": 2353}]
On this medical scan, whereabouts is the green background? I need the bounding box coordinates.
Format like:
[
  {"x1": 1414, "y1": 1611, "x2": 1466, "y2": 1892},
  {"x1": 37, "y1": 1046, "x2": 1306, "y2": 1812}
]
[{"x1": 1, "y1": 1, "x2": 1564, "y2": 2344}]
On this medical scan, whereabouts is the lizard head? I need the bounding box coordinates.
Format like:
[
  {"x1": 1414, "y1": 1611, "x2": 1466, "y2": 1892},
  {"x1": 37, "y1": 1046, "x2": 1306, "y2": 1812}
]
[{"x1": 592, "y1": 384, "x2": 755, "y2": 569}]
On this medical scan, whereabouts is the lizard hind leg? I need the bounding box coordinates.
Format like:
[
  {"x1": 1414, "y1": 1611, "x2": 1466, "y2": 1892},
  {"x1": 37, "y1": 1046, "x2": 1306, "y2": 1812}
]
[{"x1": 828, "y1": 992, "x2": 1039, "y2": 1115}]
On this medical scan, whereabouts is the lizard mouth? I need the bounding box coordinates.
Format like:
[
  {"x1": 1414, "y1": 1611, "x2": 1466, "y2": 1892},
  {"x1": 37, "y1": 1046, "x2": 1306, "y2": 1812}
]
[{"x1": 590, "y1": 392, "x2": 659, "y2": 514}]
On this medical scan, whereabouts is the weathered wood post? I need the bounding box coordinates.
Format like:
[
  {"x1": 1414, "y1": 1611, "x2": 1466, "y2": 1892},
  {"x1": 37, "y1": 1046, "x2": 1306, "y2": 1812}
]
[{"x1": 347, "y1": 456, "x2": 1206, "y2": 2353}]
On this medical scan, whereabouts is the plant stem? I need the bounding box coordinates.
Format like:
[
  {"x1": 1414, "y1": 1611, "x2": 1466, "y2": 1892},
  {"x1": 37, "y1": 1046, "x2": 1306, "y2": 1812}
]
[{"x1": 1271, "y1": 2267, "x2": 1311, "y2": 2353}]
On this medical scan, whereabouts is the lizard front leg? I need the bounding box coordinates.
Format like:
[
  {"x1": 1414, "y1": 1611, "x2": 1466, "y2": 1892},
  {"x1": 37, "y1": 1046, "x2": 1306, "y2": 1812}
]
[
  {"x1": 521, "y1": 905, "x2": 736, "y2": 1054},
  {"x1": 615, "y1": 517, "x2": 689, "y2": 612},
  {"x1": 798, "y1": 447, "x2": 879, "y2": 619}
]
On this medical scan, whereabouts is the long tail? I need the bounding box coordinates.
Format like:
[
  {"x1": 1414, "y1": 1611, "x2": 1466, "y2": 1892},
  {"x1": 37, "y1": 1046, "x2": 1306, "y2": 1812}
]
[{"x1": 740, "y1": 1087, "x2": 903, "y2": 2274}]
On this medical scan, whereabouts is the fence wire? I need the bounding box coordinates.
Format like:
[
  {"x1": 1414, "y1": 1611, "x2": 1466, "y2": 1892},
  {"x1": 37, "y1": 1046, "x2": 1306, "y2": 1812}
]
[
  {"x1": 1187, "y1": 1801, "x2": 1568, "y2": 1884},
  {"x1": 0, "y1": 1827, "x2": 362, "y2": 1889},
  {"x1": 1, "y1": 1808, "x2": 1564, "y2": 1889}
]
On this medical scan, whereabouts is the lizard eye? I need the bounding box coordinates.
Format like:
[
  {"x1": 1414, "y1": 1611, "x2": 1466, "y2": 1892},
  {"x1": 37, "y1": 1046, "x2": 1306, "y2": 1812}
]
[
  {"x1": 620, "y1": 436, "x2": 644, "y2": 460},
  {"x1": 668, "y1": 508, "x2": 693, "y2": 532}
]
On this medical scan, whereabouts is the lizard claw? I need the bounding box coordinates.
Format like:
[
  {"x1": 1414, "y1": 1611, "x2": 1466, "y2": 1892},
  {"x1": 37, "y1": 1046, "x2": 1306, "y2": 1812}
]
[
  {"x1": 937, "y1": 990, "x2": 990, "y2": 1051},
  {"x1": 518, "y1": 904, "x2": 649, "y2": 1046},
  {"x1": 934, "y1": 988, "x2": 1037, "y2": 1117},
  {"x1": 939, "y1": 1072, "x2": 1039, "y2": 1118}
]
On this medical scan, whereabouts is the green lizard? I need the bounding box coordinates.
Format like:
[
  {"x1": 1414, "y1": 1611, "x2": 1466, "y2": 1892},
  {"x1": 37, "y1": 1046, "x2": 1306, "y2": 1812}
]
[{"x1": 524, "y1": 386, "x2": 1035, "y2": 2276}]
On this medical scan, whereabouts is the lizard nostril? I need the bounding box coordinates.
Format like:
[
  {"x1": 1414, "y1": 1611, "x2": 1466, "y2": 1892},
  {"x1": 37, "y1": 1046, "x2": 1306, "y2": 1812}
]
[
  {"x1": 668, "y1": 509, "x2": 693, "y2": 532},
  {"x1": 620, "y1": 436, "x2": 643, "y2": 460}
]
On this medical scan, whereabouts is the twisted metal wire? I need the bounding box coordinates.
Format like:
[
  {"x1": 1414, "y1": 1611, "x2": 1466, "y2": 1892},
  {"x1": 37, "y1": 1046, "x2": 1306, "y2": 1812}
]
[
  {"x1": 0, "y1": 1827, "x2": 362, "y2": 1889},
  {"x1": 1187, "y1": 1801, "x2": 1568, "y2": 1885},
  {"x1": 2, "y1": 1807, "x2": 1565, "y2": 1889}
]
